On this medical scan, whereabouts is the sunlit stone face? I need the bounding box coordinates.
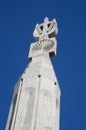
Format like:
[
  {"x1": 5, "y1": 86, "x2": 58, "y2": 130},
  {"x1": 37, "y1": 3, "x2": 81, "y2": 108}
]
[
  {"x1": 29, "y1": 17, "x2": 58, "y2": 59},
  {"x1": 5, "y1": 18, "x2": 61, "y2": 130}
]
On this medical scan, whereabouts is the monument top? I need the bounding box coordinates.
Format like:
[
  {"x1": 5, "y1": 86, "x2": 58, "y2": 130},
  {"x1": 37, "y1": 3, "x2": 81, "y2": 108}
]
[
  {"x1": 29, "y1": 17, "x2": 58, "y2": 59},
  {"x1": 33, "y1": 17, "x2": 58, "y2": 41}
]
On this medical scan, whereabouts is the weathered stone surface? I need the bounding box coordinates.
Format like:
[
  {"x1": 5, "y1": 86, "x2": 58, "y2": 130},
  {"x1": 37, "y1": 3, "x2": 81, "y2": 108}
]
[{"x1": 6, "y1": 17, "x2": 61, "y2": 130}]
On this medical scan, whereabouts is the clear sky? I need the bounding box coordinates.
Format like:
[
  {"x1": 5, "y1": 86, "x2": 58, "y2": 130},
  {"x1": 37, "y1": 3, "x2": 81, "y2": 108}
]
[{"x1": 0, "y1": 0, "x2": 86, "y2": 130}]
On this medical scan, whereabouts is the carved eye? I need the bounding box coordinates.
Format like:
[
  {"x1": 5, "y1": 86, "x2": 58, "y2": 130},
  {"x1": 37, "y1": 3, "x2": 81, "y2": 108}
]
[
  {"x1": 40, "y1": 25, "x2": 43, "y2": 31},
  {"x1": 48, "y1": 23, "x2": 51, "y2": 28},
  {"x1": 47, "y1": 23, "x2": 51, "y2": 33}
]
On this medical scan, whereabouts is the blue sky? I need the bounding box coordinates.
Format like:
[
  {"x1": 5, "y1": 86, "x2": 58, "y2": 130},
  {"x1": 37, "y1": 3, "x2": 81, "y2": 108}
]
[{"x1": 0, "y1": 0, "x2": 86, "y2": 130}]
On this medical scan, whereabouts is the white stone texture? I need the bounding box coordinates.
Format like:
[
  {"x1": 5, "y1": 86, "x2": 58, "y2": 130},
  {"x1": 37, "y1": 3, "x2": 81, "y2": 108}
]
[{"x1": 6, "y1": 17, "x2": 61, "y2": 130}]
